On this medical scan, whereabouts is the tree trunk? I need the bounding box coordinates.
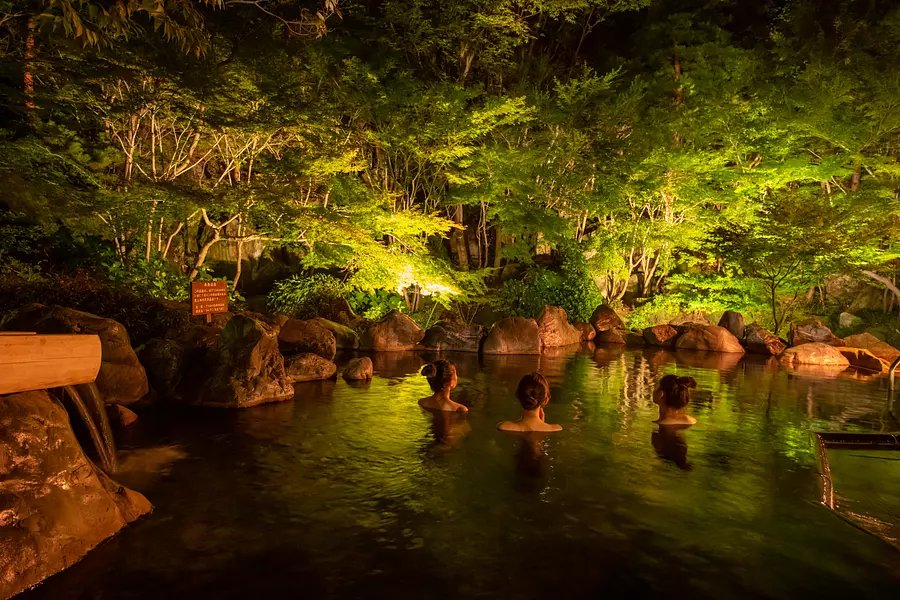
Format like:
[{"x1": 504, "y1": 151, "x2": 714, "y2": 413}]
[
  {"x1": 467, "y1": 229, "x2": 481, "y2": 268},
  {"x1": 189, "y1": 231, "x2": 221, "y2": 281},
  {"x1": 850, "y1": 164, "x2": 861, "y2": 193},
  {"x1": 162, "y1": 222, "x2": 184, "y2": 260},
  {"x1": 23, "y1": 15, "x2": 36, "y2": 113},
  {"x1": 493, "y1": 225, "x2": 503, "y2": 269},
  {"x1": 233, "y1": 219, "x2": 243, "y2": 292},
  {"x1": 672, "y1": 41, "x2": 683, "y2": 147},
  {"x1": 862, "y1": 270, "x2": 900, "y2": 304},
  {"x1": 145, "y1": 200, "x2": 158, "y2": 261},
  {"x1": 770, "y1": 281, "x2": 781, "y2": 336},
  {"x1": 450, "y1": 204, "x2": 469, "y2": 270}
]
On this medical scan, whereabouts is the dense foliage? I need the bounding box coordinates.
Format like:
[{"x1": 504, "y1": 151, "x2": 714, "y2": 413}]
[{"x1": 2, "y1": 0, "x2": 900, "y2": 329}]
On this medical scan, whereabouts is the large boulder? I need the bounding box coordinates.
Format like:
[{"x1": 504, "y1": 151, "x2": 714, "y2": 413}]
[
  {"x1": 780, "y1": 343, "x2": 850, "y2": 367},
  {"x1": 359, "y1": 310, "x2": 424, "y2": 351},
  {"x1": 839, "y1": 312, "x2": 864, "y2": 330},
  {"x1": 790, "y1": 319, "x2": 844, "y2": 347},
  {"x1": 278, "y1": 319, "x2": 337, "y2": 360},
  {"x1": 284, "y1": 353, "x2": 337, "y2": 383},
  {"x1": 309, "y1": 318, "x2": 360, "y2": 350},
  {"x1": 624, "y1": 332, "x2": 647, "y2": 347},
  {"x1": 842, "y1": 333, "x2": 900, "y2": 364},
  {"x1": 590, "y1": 305, "x2": 624, "y2": 333},
  {"x1": 421, "y1": 321, "x2": 485, "y2": 352},
  {"x1": 643, "y1": 324, "x2": 679, "y2": 348},
  {"x1": 744, "y1": 323, "x2": 787, "y2": 356},
  {"x1": 835, "y1": 347, "x2": 888, "y2": 374},
  {"x1": 106, "y1": 404, "x2": 139, "y2": 428},
  {"x1": 717, "y1": 311, "x2": 744, "y2": 340},
  {"x1": 195, "y1": 315, "x2": 294, "y2": 408},
  {"x1": 138, "y1": 338, "x2": 185, "y2": 399},
  {"x1": 675, "y1": 325, "x2": 744, "y2": 354},
  {"x1": 574, "y1": 322, "x2": 596, "y2": 342},
  {"x1": 0, "y1": 390, "x2": 151, "y2": 599},
  {"x1": 343, "y1": 357, "x2": 374, "y2": 381},
  {"x1": 537, "y1": 306, "x2": 582, "y2": 347},
  {"x1": 4, "y1": 305, "x2": 148, "y2": 405},
  {"x1": 482, "y1": 317, "x2": 541, "y2": 355},
  {"x1": 596, "y1": 329, "x2": 626, "y2": 345}
]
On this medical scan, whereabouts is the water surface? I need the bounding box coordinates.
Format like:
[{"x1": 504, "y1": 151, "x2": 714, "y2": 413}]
[{"x1": 24, "y1": 346, "x2": 900, "y2": 599}]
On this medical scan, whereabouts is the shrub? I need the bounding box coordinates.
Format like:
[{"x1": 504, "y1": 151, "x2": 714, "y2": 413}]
[
  {"x1": 494, "y1": 244, "x2": 602, "y2": 323},
  {"x1": 100, "y1": 254, "x2": 191, "y2": 302},
  {"x1": 268, "y1": 274, "x2": 349, "y2": 319},
  {"x1": 347, "y1": 289, "x2": 405, "y2": 321}
]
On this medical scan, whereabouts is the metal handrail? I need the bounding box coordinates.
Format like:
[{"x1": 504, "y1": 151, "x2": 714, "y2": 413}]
[{"x1": 890, "y1": 355, "x2": 900, "y2": 391}]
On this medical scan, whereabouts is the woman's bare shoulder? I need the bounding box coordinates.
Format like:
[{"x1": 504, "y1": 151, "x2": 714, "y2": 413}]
[{"x1": 497, "y1": 420, "x2": 521, "y2": 432}]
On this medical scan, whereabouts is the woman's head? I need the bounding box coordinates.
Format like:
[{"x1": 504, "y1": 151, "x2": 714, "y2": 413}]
[
  {"x1": 655, "y1": 374, "x2": 697, "y2": 409},
  {"x1": 421, "y1": 360, "x2": 457, "y2": 393},
  {"x1": 516, "y1": 372, "x2": 550, "y2": 410}
]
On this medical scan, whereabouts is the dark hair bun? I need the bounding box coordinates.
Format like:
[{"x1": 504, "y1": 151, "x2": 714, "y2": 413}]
[
  {"x1": 658, "y1": 374, "x2": 696, "y2": 409},
  {"x1": 516, "y1": 372, "x2": 549, "y2": 410},
  {"x1": 676, "y1": 376, "x2": 697, "y2": 389},
  {"x1": 421, "y1": 360, "x2": 456, "y2": 392}
]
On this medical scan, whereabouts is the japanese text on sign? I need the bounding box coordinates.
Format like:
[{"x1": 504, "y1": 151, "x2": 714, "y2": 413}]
[{"x1": 191, "y1": 281, "x2": 229, "y2": 316}]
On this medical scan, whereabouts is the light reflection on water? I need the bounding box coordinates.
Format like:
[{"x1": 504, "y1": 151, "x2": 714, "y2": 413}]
[{"x1": 23, "y1": 347, "x2": 900, "y2": 599}]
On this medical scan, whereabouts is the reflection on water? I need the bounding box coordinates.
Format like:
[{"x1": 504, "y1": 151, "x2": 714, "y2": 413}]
[{"x1": 23, "y1": 348, "x2": 900, "y2": 600}]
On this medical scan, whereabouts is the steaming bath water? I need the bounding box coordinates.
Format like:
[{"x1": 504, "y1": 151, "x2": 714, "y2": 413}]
[{"x1": 25, "y1": 347, "x2": 900, "y2": 599}]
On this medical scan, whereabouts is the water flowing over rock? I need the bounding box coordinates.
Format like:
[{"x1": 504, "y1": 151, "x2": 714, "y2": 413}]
[
  {"x1": 744, "y1": 323, "x2": 787, "y2": 356},
  {"x1": 309, "y1": 318, "x2": 360, "y2": 350},
  {"x1": 780, "y1": 343, "x2": 850, "y2": 367},
  {"x1": 421, "y1": 321, "x2": 485, "y2": 352},
  {"x1": 284, "y1": 353, "x2": 337, "y2": 383},
  {"x1": 675, "y1": 325, "x2": 744, "y2": 353},
  {"x1": 595, "y1": 329, "x2": 626, "y2": 345},
  {"x1": 196, "y1": 315, "x2": 294, "y2": 408},
  {"x1": 537, "y1": 306, "x2": 582, "y2": 347},
  {"x1": 842, "y1": 333, "x2": 900, "y2": 364},
  {"x1": 278, "y1": 319, "x2": 337, "y2": 360},
  {"x1": 643, "y1": 324, "x2": 679, "y2": 348},
  {"x1": 343, "y1": 357, "x2": 374, "y2": 381},
  {"x1": 359, "y1": 310, "x2": 424, "y2": 351},
  {"x1": 717, "y1": 311, "x2": 744, "y2": 340},
  {"x1": 590, "y1": 305, "x2": 624, "y2": 333},
  {"x1": 789, "y1": 319, "x2": 844, "y2": 347},
  {"x1": 574, "y1": 322, "x2": 596, "y2": 342},
  {"x1": 0, "y1": 390, "x2": 151, "y2": 599},
  {"x1": 4, "y1": 305, "x2": 148, "y2": 405},
  {"x1": 482, "y1": 317, "x2": 542, "y2": 355},
  {"x1": 835, "y1": 347, "x2": 888, "y2": 373}
]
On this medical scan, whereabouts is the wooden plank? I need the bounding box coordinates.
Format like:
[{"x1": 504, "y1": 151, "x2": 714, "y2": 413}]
[
  {"x1": 0, "y1": 332, "x2": 36, "y2": 336},
  {"x1": 0, "y1": 335, "x2": 101, "y2": 395}
]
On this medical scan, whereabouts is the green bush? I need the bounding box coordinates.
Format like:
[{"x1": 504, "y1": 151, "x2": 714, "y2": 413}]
[
  {"x1": 494, "y1": 244, "x2": 602, "y2": 323},
  {"x1": 100, "y1": 254, "x2": 191, "y2": 302},
  {"x1": 268, "y1": 274, "x2": 349, "y2": 319},
  {"x1": 347, "y1": 289, "x2": 405, "y2": 321}
]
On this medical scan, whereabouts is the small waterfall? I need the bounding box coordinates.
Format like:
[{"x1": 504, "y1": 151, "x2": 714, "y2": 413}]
[{"x1": 63, "y1": 382, "x2": 119, "y2": 474}]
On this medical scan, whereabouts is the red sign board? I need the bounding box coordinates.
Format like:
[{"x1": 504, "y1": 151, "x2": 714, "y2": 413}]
[{"x1": 191, "y1": 281, "x2": 229, "y2": 317}]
